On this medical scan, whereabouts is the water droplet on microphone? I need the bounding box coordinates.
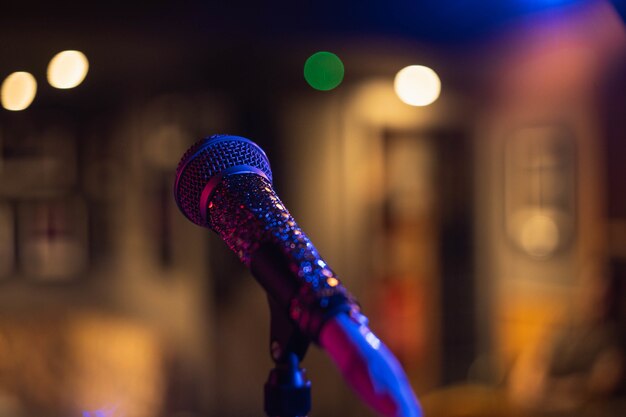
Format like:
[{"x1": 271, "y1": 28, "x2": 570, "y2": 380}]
[
  {"x1": 291, "y1": 306, "x2": 302, "y2": 320},
  {"x1": 365, "y1": 331, "x2": 381, "y2": 350},
  {"x1": 271, "y1": 341, "x2": 282, "y2": 360}
]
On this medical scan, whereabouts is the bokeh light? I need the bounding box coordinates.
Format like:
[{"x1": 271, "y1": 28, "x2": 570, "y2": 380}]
[
  {"x1": 1, "y1": 71, "x2": 37, "y2": 111},
  {"x1": 47, "y1": 50, "x2": 89, "y2": 89},
  {"x1": 520, "y1": 214, "x2": 560, "y2": 258},
  {"x1": 394, "y1": 65, "x2": 441, "y2": 106},
  {"x1": 304, "y1": 51, "x2": 344, "y2": 91}
]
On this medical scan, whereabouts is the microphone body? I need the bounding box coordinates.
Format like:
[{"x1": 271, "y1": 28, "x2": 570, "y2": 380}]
[
  {"x1": 212, "y1": 172, "x2": 359, "y2": 339},
  {"x1": 175, "y1": 135, "x2": 356, "y2": 341},
  {"x1": 174, "y1": 135, "x2": 421, "y2": 417}
]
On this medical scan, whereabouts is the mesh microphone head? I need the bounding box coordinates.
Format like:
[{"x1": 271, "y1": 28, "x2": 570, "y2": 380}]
[{"x1": 174, "y1": 134, "x2": 273, "y2": 227}]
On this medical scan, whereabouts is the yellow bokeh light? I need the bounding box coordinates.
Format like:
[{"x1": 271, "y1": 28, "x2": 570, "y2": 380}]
[
  {"x1": 394, "y1": 65, "x2": 441, "y2": 106},
  {"x1": 520, "y1": 214, "x2": 560, "y2": 258},
  {"x1": 326, "y1": 277, "x2": 339, "y2": 287},
  {"x1": 47, "y1": 50, "x2": 89, "y2": 89},
  {"x1": 1, "y1": 72, "x2": 37, "y2": 111}
]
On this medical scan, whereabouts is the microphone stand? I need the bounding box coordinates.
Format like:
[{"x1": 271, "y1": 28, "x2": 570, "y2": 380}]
[{"x1": 264, "y1": 297, "x2": 311, "y2": 417}]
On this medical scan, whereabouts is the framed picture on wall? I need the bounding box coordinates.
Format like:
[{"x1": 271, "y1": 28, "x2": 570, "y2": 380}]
[
  {"x1": 504, "y1": 124, "x2": 576, "y2": 259},
  {"x1": 17, "y1": 196, "x2": 89, "y2": 282}
]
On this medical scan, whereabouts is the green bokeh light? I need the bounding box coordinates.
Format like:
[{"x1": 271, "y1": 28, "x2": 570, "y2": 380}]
[{"x1": 303, "y1": 51, "x2": 344, "y2": 91}]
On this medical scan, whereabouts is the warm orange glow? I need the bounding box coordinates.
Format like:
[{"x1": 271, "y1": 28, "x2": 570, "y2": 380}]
[
  {"x1": 1, "y1": 71, "x2": 37, "y2": 111},
  {"x1": 47, "y1": 50, "x2": 89, "y2": 89},
  {"x1": 326, "y1": 277, "x2": 339, "y2": 287},
  {"x1": 519, "y1": 214, "x2": 559, "y2": 258}
]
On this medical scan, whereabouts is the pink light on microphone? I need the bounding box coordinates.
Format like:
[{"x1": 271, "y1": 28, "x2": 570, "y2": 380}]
[{"x1": 321, "y1": 313, "x2": 422, "y2": 417}]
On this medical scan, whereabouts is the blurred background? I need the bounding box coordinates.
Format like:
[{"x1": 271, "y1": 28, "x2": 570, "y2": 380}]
[{"x1": 1, "y1": 1, "x2": 626, "y2": 416}]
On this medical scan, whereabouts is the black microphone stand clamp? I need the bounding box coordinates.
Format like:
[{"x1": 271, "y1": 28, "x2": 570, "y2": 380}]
[{"x1": 264, "y1": 296, "x2": 312, "y2": 417}]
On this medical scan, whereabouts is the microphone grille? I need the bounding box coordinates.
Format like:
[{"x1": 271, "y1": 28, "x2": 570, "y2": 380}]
[{"x1": 174, "y1": 134, "x2": 273, "y2": 226}]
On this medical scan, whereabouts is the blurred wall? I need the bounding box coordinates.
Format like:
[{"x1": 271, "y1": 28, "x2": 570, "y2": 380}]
[
  {"x1": 0, "y1": 2, "x2": 625, "y2": 417},
  {"x1": 475, "y1": 0, "x2": 626, "y2": 374}
]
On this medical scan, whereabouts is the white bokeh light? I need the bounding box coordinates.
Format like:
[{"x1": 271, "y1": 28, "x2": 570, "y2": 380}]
[
  {"x1": 394, "y1": 65, "x2": 441, "y2": 106},
  {"x1": 47, "y1": 50, "x2": 89, "y2": 89},
  {"x1": 1, "y1": 72, "x2": 37, "y2": 111}
]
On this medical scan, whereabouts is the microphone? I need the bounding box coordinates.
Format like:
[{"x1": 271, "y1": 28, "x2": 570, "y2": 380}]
[{"x1": 174, "y1": 134, "x2": 421, "y2": 417}]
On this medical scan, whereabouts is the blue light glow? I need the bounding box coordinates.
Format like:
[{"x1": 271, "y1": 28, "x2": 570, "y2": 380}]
[
  {"x1": 533, "y1": 0, "x2": 579, "y2": 4},
  {"x1": 82, "y1": 405, "x2": 120, "y2": 417},
  {"x1": 516, "y1": 0, "x2": 587, "y2": 10}
]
